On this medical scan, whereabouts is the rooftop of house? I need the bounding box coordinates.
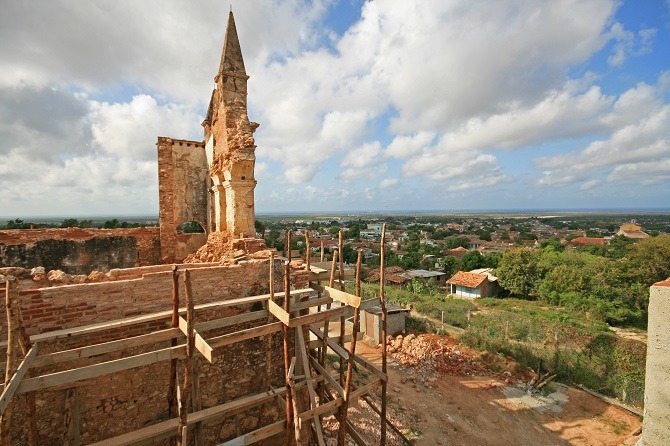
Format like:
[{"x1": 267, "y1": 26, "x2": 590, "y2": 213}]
[
  {"x1": 447, "y1": 271, "x2": 489, "y2": 288},
  {"x1": 569, "y1": 237, "x2": 606, "y2": 245}
]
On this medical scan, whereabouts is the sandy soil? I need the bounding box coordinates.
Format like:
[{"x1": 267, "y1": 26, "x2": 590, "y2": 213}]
[{"x1": 324, "y1": 340, "x2": 642, "y2": 446}]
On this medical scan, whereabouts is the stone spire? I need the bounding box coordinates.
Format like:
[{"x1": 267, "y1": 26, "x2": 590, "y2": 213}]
[
  {"x1": 204, "y1": 9, "x2": 258, "y2": 238},
  {"x1": 218, "y1": 11, "x2": 246, "y2": 76}
]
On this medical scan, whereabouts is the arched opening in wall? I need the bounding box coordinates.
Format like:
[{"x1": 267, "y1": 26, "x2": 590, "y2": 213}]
[{"x1": 176, "y1": 221, "x2": 206, "y2": 234}]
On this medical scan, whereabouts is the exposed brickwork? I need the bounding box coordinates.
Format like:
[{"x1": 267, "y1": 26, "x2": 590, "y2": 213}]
[
  {"x1": 0, "y1": 227, "x2": 161, "y2": 274},
  {"x1": 2, "y1": 260, "x2": 294, "y2": 444},
  {"x1": 157, "y1": 137, "x2": 209, "y2": 263}
]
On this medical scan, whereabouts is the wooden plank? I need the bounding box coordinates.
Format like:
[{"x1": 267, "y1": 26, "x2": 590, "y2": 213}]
[
  {"x1": 218, "y1": 420, "x2": 285, "y2": 446},
  {"x1": 307, "y1": 332, "x2": 363, "y2": 350},
  {"x1": 324, "y1": 286, "x2": 361, "y2": 308},
  {"x1": 89, "y1": 387, "x2": 292, "y2": 446},
  {"x1": 297, "y1": 330, "x2": 325, "y2": 446},
  {"x1": 309, "y1": 356, "x2": 345, "y2": 398},
  {"x1": 178, "y1": 316, "x2": 188, "y2": 335},
  {"x1": 0, "y1": 344, "x2": 38, "y2": 416},
  {"x1": 195, "y1": 310, "x2": 269, "y2": 332},
  {"x1": 288, "y1": 306, "x2": 345, "y2": 328},
  {"x1": 310, "y1": 328, "x2": 387, "y2": 382},
  {"x1": 17, "y1": 345, "x2": 186, "y2": 394},
  {"x1": 30, "y1": 328, "x2": 182, "y2": 369},
  {"x1": 0, "y1": 289, "x2": 314, "y2": 349},
  {"x1": 268, "y1": 299, "x2": 290, "y2": 326},
  {"x1": 207, "y1": 322, "x2": 283, "y2": 349},
  {"x1": 194, "y1": 332, "x2": 213, "y2": 363},
  {"x1": 298, "y1": 379, "x2": 381, "y2": 421},
  {"x1": 291, "y1": 296, "x2": 332, "y2": 312}
]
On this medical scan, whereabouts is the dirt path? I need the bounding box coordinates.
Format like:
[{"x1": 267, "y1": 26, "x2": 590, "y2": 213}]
[{"x1": 342, "y1": 341, "x2": 642, "y2": 446}]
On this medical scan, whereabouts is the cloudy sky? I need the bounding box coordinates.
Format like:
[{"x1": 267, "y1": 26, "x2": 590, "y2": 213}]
[{"x1": 1, "y1": 0, "x2": 669, "y2": 216}]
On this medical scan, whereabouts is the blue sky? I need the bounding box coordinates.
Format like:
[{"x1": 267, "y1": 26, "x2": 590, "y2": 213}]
[{"x1": 1, "y1": 0, "x2": 669, "y2": 216}]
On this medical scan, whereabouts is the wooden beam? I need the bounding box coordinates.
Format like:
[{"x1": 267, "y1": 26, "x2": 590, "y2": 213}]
[
  {"x1": 309, "y1": 356, "x2": 345, "y2": 398},
  {"x1": 217, "y1": 420, "x2": 285, "y2": 446},
  {"x1": 298, "y1": 379, "x2": 381, "y2": 421},
  {"x1": 324, "y1": 286, "x2": 361, "y2": 308},
  {"x1": 17, "y1": 345, "x2": 186, "y2": 394},
  {"x1": 30, "y1": 328, "x2": 182, "y2": 369},
  {"x1": 297, "y1": 330, "x2": 325, "y2": 446},
  {"x1": 0, "y1": 289, "x2": 314, "y2": 349},
  {"x1": 194, "y1": 332, "x2": 213, "y2": 363},
  {"x1": 291, "y1": 296, "x2": 332, "y2": 312},
  {"x1": 0, "y1": 343, "x2": 38, "y2": 416},
  {"x1": 194, "y1": 310, "x2": 269, "y2": 332},
  {"x1": 289, "y1": 306, "x2": 345, "y2": 328},
  {"x1": 267, "y1": 299, "x2": 290, "y2": 326},
  {"x1": 207, "y1": 322, "x2": 284, "y2": 349},
  {"x1": 310, "y1": 328, "x2": 387, "y2": 382}
]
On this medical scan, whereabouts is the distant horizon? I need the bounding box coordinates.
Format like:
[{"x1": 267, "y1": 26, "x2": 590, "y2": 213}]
[{"x1": 2, "y1": 206, "x2": 669, "y2": 222}]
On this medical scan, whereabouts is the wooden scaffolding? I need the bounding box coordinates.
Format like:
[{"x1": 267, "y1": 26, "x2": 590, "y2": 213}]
[{"x1": 0, "y1": 225, "x2": 407, "y2": 445}]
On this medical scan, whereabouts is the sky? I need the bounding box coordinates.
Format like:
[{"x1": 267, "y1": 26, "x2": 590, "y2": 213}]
[{"x1": 1, "y1": 0, "x2": 670, "y2": 216}]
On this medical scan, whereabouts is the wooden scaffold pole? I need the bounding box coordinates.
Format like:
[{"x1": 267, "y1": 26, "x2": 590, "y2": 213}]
[
  {"x1": 283, "y1": 229, "x2": 294, "y2": 445},
  {"x1": 379, "y1": 223, "x2": 388, "y2": 446},
  {"x1": 305, "y1": 231, "x2": 311, "y2": 274},
  {"x1": 168, "y1": 265, "x2": 180, "y2": 423},
  {"x1": 337, "y1": 250, "x2": 363, "y2": 446},
  {"x1": 265, "y1": 253, "x2": 276, "y2": 390},
  {"x1": 177, "y1": 269, "x2": 195, "y2": 446},
  {"x1": 337, "y1": 229, "x2": 346, "y2": 386},
  {"x1": 1, "y1": 277, "x2": 19, "y2": 446}
]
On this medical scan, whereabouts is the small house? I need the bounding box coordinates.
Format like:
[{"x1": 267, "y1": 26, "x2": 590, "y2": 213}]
[{"x1": 447, "y1": 268, "x2": 500, "y2": 298}]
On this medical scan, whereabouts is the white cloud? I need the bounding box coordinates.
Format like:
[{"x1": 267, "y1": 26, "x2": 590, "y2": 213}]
[
  {"x1": 385, "y1": 132, "x2": 435, "y2": 159},
  {"x1": 379, "y1": 178, "x2": 399, "y2": 188},
  {"x1": 607, "y1": 22, "x2": 656, "y2": 67},
  {"x1": 536, "y1": 96, "x2": 670, "y2": 187},
  {"x1": 0, "y1": 1, "x2": 330, "y2": 102},
  {"x1": 90, "y1": 95, "x2": 201, "y2": 160},
  {"x1": 252, "y1": 0, "x2": 619, "y2": 187}
]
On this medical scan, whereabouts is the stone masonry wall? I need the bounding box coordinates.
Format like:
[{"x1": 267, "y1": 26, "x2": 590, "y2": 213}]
[
  {"x1": 641, "y1": 279, "x2": 670, "y2": 446},
  {"x1": 157, "y1": 137, "x2": 209, "y2": 263},
  {"x1": 2, "y1": 259, "x2": 295, "y2": 444},
  {"x1": 0, "y1": 227, "x2": 162, "y2": 274}
]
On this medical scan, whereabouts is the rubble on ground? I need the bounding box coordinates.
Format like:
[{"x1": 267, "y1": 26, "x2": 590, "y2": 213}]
[
  {"x1": 184, "y1": 232, "x2": 274, "y2": 264},
  {"x1": 387, "y1": 333, "x2": 531, "y2": 385}
]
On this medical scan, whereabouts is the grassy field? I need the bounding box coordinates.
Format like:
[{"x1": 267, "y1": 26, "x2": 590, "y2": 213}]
[{"x1": 354, "y1": 282, "x2": 647, "y2": 408}]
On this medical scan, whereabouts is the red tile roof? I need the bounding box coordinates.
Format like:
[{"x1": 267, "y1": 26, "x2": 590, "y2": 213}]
[
  {"x1": 447, "y1": 271, "x2": 488, "y2": 288},
  {"x1": 569, "y1": 237, "x2": 605, "y2": 245}
]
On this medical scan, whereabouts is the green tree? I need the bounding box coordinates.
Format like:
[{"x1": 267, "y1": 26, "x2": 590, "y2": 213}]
[
  {"x1": 255, "y1": 220, "x2": 266, "y2": 235},
  {"x1": 60, "y1": 218, "x2": 79, "y2": 228},
  {"x1": 440, "y1": 256, "x2": 459, "y2": 277},
  {"x1": 460, "y1": 250, "x2": 485, "y2": 271},
  {"x1": 495, "y1": 248, "x2": 542, "y2": 299},
  {"x1": 103, "y1": 219, "x2": 120, "y2": 229},
  {"x1": 540, "y1": 237, "x2": 564, "y2": 252}
]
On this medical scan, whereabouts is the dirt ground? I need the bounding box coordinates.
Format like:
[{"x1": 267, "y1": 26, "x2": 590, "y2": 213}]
[{"x1": 322, "y1": 338, "x2": 642, "y2": 446}]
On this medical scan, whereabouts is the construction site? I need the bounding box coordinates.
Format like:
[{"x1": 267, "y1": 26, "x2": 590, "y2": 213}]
[
  {"x1": 1, "y1": 10, "x2": 668, "y2": 446},
  {"x1": 0, "y1": 11, "x2": 399, "y2": 446}
]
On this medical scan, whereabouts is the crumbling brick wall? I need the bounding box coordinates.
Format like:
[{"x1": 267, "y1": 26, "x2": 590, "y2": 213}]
[
  {"x1": 0, "y1": 227, "x2": 162, "y2": 274},
  {"x1": 1, "y1": 259, "x2": 295, "y2": 444},
  {"x1": 157, "y1": 137, "x2": 209, "y2": 263}
]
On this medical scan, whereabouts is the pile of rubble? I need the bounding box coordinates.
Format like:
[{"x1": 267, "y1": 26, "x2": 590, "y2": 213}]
[
  {"x1": 387, "y1": 333, "x2": 530, "y2": 384},
  {"x1": 387, "y1": 333, "x2": 491, "y2": 377},
  {"x1": 184, "y1": 232, "x2": 273, "y2": 264}
]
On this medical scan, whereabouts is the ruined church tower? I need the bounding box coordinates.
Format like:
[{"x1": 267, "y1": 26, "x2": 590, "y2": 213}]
[
  {"x1": 157, "y1": 12, "x2": 259, "y2": 263},
  {"x1": 202, "y1": 11, "x2": 258, "y2": 237}
]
